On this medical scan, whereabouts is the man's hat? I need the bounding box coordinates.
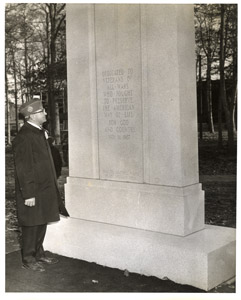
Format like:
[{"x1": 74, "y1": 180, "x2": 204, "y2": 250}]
[{"x1": 19, "y1": 99, "x2": 43, "y2": 117}]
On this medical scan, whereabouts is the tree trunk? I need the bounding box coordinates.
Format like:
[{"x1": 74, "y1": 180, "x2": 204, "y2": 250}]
[
  {"x1": 226, "y1": 82, "x2": 237, "y2": 154},
  {"x1": 206, "y1": 57, "x2": 215, "y2": 133},
  {"x1": 218, "y1": 4, "x2": 225, "y2": 148},
  {"x1": 11, "y1": 47, "x2": 19, "y2": 133},
  {"x1": 45, "y1": 10, "x2": 52, "y2": 133},
  {"x1": 217, "y1": 90, "x2": 223, "y2": 148},
  {"x1": 231, "y1": 10, "x2": 237, "y2": 134},
  {"x1": 222, "y1": 92, "x2": 234, "y2": 153},
  {"x1": 24, "y1": 37, "x2": 29, "y2": 101},
  {"x1": 198, "y1": 55, "x2": 203, "y2": 139},
  {"x1": 48, "y1": 4, "x2": 61, "y2": 143},
  {"x1": 231, "y1": 84, "x2": 237, "y2": 133},
  {"x1": 19, "y1": 66, "x2": 25, "y2": 104},
  {"x1": 5, "y1": 71, "x2": 11, "y2": 145},
  {"x1": 55, "y1": 101, "x2": 61, "y2": 144},
  {"x1": 49, "y1": 77, "x2": 56, "y2": 136}
]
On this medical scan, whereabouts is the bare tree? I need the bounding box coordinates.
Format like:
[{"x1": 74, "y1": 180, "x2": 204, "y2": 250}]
[
  {"x1": 195, "y1": 4, "x2": 237, "y2": 153},
  {"x1": 43, "y1": 3, "x2": 66, "y2": 144},
  {"x1": 5, "y1": 3, "x2": 67, "y2": 145},
  {"x1": 218, "y1": 4, "x2": 226, "y2": 148},
  {"x1": 221, "y1": 4, "x2": 237, "y2": 153},
  {"x1": 195, "y1": 4, "x2": 220, "y2": 134}
]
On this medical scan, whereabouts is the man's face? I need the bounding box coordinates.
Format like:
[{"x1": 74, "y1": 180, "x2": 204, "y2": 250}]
[{"x1": 30, "y1": 108, "x2": 47, "y2": 126}]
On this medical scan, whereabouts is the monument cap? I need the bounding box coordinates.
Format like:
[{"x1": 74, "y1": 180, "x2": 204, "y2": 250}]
[{"x1": 19, "y1": 99, "x2": 43, "y2": 117}]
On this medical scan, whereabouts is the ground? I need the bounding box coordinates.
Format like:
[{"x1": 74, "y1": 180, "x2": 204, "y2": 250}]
[
  {"x1": 5, "y1": 129, "x2": 237, "y2": 292},
  {"x1": 198, "y1": 131, "x2": 236, "y2": 228}
]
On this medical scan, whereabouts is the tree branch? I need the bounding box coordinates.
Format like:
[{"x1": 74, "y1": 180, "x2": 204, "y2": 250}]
[{"x1": 53, "y1": 13, "x2": 66, "y2": 40}]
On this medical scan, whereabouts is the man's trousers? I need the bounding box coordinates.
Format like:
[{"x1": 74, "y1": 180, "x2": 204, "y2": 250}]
[{"x1": 21, "y1": 224, "x2": 47, "y2": 264}]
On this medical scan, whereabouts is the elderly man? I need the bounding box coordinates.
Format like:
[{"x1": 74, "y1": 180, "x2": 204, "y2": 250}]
[{"x1": 12, "y1": 98, "x2": 69, "y2": 272}]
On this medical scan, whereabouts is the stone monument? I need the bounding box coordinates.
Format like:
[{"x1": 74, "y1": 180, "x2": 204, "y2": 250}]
[{"x1": 45, "y1": 4, "x2": 236, "y2": 290}]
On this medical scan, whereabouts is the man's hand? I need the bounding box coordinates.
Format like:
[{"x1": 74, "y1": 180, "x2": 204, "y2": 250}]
[{"x1": 24, "y1": 197, "x2": 36, "y2": 207}]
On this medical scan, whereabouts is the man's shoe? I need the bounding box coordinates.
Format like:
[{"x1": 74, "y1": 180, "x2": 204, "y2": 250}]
[
  {"x1": 37, "y1": 256, "x2": 59, "y2": 265},
  {"x1": 22, "y1": 262, "x2": 45, "y2": 272}
]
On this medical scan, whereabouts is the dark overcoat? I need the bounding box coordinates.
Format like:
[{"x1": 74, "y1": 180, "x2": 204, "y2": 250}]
[{"x1": 12, "y1": 122, "x2": 68, "y2": 226}]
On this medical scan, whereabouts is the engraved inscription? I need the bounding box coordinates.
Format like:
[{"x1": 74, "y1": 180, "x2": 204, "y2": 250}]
[{"x1": 101, "y1": 68, "x2": 135, "y2": 140}]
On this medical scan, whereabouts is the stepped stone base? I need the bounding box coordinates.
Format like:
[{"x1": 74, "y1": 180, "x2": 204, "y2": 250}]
[{"x1": 45, "y1": 218, "x2": 236, "y2": 291}]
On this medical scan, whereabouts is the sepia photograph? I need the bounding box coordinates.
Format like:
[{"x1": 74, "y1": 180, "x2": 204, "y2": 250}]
[{"x1": 3, "y1": 0, "x2": 239, "y2": 298}]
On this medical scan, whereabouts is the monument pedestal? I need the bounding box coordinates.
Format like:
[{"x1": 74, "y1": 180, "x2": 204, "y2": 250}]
[
  {"x1": 65, "y1": 177, "x2": 205, "y2": 236},
  {"x1": 45, "y1": 219, "x2": 235, "y2": 291},
  {"x1": 44, "y1": 3, "x2": 236, "y2": 291}
]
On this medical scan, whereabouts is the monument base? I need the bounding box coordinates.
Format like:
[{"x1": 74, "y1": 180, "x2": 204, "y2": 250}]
[
  {"x1": 44, "y1": 218, "x2": 235, "y2": 291},
  {"x1": 65, "y1": 177, "x2": 205, "y2": 236}
]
